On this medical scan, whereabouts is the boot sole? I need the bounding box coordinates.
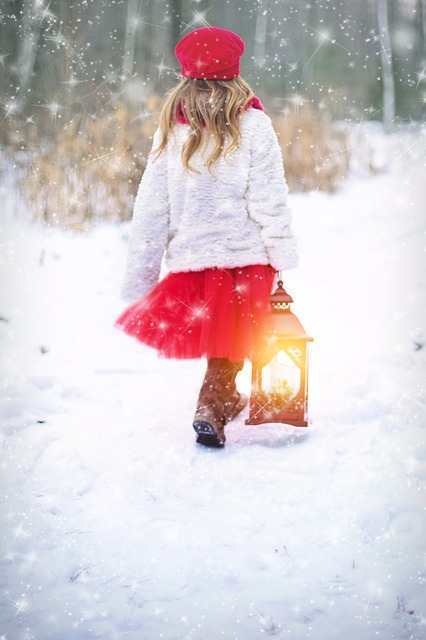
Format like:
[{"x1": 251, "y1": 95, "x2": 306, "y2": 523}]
[{"x1": 193, "y1": 420, "x2": 225, "y2": 448}]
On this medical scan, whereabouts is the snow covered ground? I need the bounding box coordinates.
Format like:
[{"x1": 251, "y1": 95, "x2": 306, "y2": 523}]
[{"x1": 1, "y1": 125, "x2": 425, "y2": 640}]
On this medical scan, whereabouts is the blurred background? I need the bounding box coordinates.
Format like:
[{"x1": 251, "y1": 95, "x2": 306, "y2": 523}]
[
  {"x1": 1, "y1": 5, "x2": 426, "y2": 638},
  {"x1": 0, "y1": 0, "x2": 425, "y2": 228}
]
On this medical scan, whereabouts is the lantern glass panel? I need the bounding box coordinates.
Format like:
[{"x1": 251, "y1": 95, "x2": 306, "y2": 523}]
[{"x1": 261, "y1": 349, "x2": 301, "y2": 400}]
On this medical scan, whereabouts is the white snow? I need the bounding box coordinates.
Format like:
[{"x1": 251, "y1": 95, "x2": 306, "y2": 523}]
[{"x1": 1, "y1": 125, "x2": 425, "y2": 639}]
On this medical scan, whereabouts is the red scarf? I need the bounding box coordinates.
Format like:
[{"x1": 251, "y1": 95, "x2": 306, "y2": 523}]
[{"x1": 175, "y1": 95, "x2": 265, "y2": 125}]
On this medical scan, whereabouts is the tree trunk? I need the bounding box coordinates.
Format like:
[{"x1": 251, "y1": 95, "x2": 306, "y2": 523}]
[
  {"x1": 254, "y1": 0, "x2": 269, "y2": 70},
  {"x1": 171, "y1": 0, "x2": 185, "y2": 52},
  {"x1": 377, "y1": 0, "x2": 395, "y2": 132},
  {"x1": 122, "y1": 0, "x2": 140, "y2": 79},
  {"x1": 16, "y1": 0, "x2": 42, "y2": 93},
  {"x1": 151, "y1": 0, "x2": 171, "y2": 89}
]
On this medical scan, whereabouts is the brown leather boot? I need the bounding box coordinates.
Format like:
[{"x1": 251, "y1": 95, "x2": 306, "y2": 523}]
[
  {"x1": 220, "y1": 359, "x2": 248, "y2": 424},
  {"x1": 223, "y1": 390, "x2": 249, "y2": 424},
  {"x1": 193, "y1": 358, "x2": 228, "y2": 447},
  {"x1": 193, "y1": 358, "x2": 246, "y2": 447}
]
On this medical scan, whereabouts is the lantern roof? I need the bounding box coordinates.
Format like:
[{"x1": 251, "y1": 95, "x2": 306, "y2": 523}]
[
  {"x1": 268, "y1": 280, "x2": 313, "y2": 341},
  {"x1": 271, "y1": 279, "x2": 293, "y2": 306},
  {"x1": 267, "y1": 308, "x2": 313, "y2": 341}
]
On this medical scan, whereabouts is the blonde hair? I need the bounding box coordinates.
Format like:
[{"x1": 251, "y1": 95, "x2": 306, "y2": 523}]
[{"x1": 152, "y1": 76, "x2": 257, "y2": 175}]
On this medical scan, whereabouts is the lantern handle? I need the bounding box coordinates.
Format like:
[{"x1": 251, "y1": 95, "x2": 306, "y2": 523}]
[{"x1": 277, "y1": 269, "x2": 284, "y2": 286}]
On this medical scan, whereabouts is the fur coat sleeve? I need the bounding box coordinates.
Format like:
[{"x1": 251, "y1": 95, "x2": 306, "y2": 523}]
[
  {"x1": 120, "y1": 128, "x2": 170, "y2": 303},
  {"x1": 245, "y1": 112, "x2": 298, "y2": 272}
]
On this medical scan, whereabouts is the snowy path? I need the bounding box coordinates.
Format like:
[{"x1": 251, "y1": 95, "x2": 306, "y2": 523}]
[{"x1": 1, "y1": 128, "x2": 425, "y2": 639}]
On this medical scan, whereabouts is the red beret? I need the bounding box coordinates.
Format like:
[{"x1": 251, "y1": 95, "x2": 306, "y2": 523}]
[{"x1": 175, "y1": 26, "x2": 245, "y2": 80}]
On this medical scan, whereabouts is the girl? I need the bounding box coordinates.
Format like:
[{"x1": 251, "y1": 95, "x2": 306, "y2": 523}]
[{"x1": 115, "y1": 25, "x2": 298, "y2": 448}]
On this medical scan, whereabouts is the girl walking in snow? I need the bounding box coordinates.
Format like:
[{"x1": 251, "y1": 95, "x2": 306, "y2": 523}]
[{"x1": 115, "y1": 26, "x2": 298, "y2": 448}]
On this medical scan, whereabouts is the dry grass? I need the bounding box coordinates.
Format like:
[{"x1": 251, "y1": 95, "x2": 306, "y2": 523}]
[
  {"x1": 275, "y1": 103, "x2": 350, "y2": 193},
  {"x1": 19, "y1": 97, "x2": 162, "y2": 230},
  {"x1": 6, "y1": 97, "x2": 351, "y2": 229}
]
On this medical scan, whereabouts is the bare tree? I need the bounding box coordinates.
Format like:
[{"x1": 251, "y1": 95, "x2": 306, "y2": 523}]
[
  {"x1": 377, "y1": 0, "x2": 395, "y2": 132},
  {"x1": 150, "y1": 0, "x2": 172, "y2": 85},
  {"x1": 171, "y1": 0, "x2": 185, "y2": 53},
  {"x1": 122, "y1": 0, "x2": 140, "y2": 78},
  {"x1": 254, "y1": 0, "x2": 270, "y2": 70},
  {"x1": 16, "y1": 0, "x2": 43, "y2": 93}
]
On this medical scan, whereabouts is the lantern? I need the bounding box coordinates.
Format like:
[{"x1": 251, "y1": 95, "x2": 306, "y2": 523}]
[{"x1": 246, "y1": 273, "x2": 313, "y2": 427}]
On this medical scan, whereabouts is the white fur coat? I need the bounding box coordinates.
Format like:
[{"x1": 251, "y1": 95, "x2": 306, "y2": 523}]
[{"x1": 120, "y1": 108, "x2": 298, "y2": 303}]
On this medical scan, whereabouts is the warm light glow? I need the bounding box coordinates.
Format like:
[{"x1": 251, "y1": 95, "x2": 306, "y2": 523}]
[
  {"x1": 236, "y1": 361, "x2": 252, "y2": 395},
  {"x1": 261, "y1": 350, "x2": 300, "y2": 398}
]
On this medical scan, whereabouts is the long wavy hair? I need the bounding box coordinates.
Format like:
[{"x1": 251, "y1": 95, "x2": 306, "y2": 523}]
[{"x1": 151, "y1": 76, "x2": 257, "y2": 175}]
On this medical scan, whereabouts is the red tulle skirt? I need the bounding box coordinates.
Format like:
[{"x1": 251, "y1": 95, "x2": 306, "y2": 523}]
[{"x1": 114, "y1": 264, "x2": 276, "y2": 363}]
